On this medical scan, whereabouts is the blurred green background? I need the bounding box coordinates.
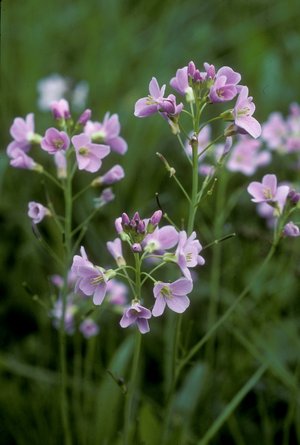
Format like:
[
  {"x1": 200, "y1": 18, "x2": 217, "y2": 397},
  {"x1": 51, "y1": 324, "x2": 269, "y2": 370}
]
[{"x1": 1, "y1": 0, "x2": 300, "y2": 444}]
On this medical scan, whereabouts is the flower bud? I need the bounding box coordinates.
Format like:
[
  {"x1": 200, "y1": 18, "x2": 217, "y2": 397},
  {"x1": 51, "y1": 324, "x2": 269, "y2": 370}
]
[{"x1": 132, "y1": 243, "x2": 142, "y2": 252}]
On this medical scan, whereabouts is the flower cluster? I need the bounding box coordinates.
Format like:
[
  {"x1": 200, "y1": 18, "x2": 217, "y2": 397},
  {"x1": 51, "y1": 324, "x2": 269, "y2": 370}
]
[
  {"x1": 71, "y1": 210, "x2": 205, "y2": 334},
  {"x1": 247, "y1": 174, "x2": 300, "y2": 237},
  {"x1": 50, "y1": 271, "x2": 128, "y2": 338},
  {"x1": 6, "y1": 99, "x2": 127, "y2": 225},
  {"x1": 134, "y1": 60, "x2": 261, "y2": 139},
  {"x1": 262, "y1": 103, "x2": 300, "y2": 153}
]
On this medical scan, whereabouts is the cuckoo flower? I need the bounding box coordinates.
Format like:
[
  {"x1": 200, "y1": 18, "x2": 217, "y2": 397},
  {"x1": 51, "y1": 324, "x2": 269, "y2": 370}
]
[
  {"x1": 170, "y1": 66, "x2": 194, "y2": 101},
  {"x1": 79, "y1": 319, "x2": 99, "y2": 338},
  {"x1": 120, "y1": 302, "x2": 151, "y2": 334},
  {"x1": 50, "y1": 99, "x2": 71, "y2": 120},
  {"x1": 134, "y1": 77, "x2": 183, "y2": 119},
  {"x1": 174, "y1": 231, "x2": 205, "y2": 280},
  {"x1": 71, "y1": 246, "x2": 113, "y2": 305},
  {"x1": 261, "y1": 112, "x2": 287, "y2": 150},
  {"x1": 227, "y1": 137, "x2": 271, "y2": 176},
  {"x1": 283, "y1": 222, "x2": 300, "y2": 237},
  {"x1": 9, "y1": 113, "x2": 35, "y2": 151},
  {"x1": 41, "y1": 128, "x2": 70, "y2": 154},
  {"x1": 8, "y1": 148, "x2": 38, "y2": 170},
  {"x1": 37, "y1": 74, "x2": 69, "y2": 110},
  {"x1": 28, "y1": 201, "x2": 50, "y2": 224},
  {"x1": 72, "y1": 133, "x2": 110, "y2": 173},
  {"x1": 143, "y1": 225, "x2": 179, "y2": 253},
  {"x1": 247, "y1": 174, "x2": 290, "y2": 212},
  {"x1": 92, "y1": 164, "x2": 125, "y2": 186},
  {"x1": 232, "y1": 86, "x2": 261, "y2": 138},
  {"x1": 107, "y1": 238, "x2": 126, "y2": 266},
  {"x1": 84, "y1": 113, "x2": 127, "y2": 155},
  {"x1": 54, "y1": 151, "x2": 67, "y2": 178},
  {"x1": 107, "y1": 279, "x2": 128, "y2": 306},
  {"x1": 209, "y1": 75, "x2": 238, "y2": 103},
  {"x1": 152, "y1": 278, "x2": 192, "y2": 317}
]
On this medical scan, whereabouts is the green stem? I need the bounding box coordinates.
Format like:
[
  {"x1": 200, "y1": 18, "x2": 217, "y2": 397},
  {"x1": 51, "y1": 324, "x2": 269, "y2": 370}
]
[
  {"x1": 59, "y1": 154, "x2": 73, "y2": 445},
  {"x1": 123, "y1": 330, "x2": 142, "y2": 445},
  {"x1": 187, "y1": 138, "x2": 199, "y2": 235}
]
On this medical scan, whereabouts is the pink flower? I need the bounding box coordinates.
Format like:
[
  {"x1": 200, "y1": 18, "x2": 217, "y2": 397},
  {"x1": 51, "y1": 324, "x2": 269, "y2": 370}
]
[
  {"x1": 50, "y1": 99, "x2": 71, "y2": 120},
  {"x1": 175, "y1": 231, "x2": 205, "y2": 280},
  {"x1": 261, "y1": 112, "x2": 287, "y2": 149},
  {"x1": 120, "y1": 302, "x2": 151, "y2": 334},
  {"x1": 9, "y1": 113, "x2": 35, "y2": 150},
  {"x1": 283, "y1": 222, "x2": 300, "y2": 237},
  {"x1": 143, "y1": 225, "x2": 179, "y2": 253},
  {"x1": 134, "y1": 77, "x2": 183, "y2": 119},
  {"x1": 209, "y1": 66, "x2": 241, "y2": 103},
  {"x1": 227, "y1": 137, "x2": 271, "y2": 176},
  {"x1": 28, "y1": 201, "x2": 50, "y2": 224},
  {"x1": 233, "y1": 87, "x2": 261, "y2": 138},
  {"x1": 41, "y1": 128, "x2": 70, "y2": 154},
  {"x1": 71, "y1": 247, "x2": 109, "y2": 305},
  {"x1": 152, "y1": 278, "x2": 192, "y2": 316},
  {"x1": 106, "y1": 238, "x2": 126, "y2": 266},
  {"x1": 79, "y1": 319, "x2": 99, "y2": 338},
  {"x1": 8, "y1": 147, "x2": 37, "y2": 170},
  {"x1": 72, "y1": 133, "x2": 110, "y2": 173},
  {"x1": 92, "y1": 165, "x2": 125, "y2": 186},
  {"x1": 54, "y1": 151, "x2": 67, "y2": 178},
  {"x1": 84, "y1": 113, "x2": 127, "y2": 155},
  {"x1": 170, "y1": 66, "x2": 194, "y2": 101},
  {"x1": 247, "y1": 174, "x2": 290, "y2": 213},
  {"x1": 106, "y1": 279, "x2": 128, "y2": 306}
]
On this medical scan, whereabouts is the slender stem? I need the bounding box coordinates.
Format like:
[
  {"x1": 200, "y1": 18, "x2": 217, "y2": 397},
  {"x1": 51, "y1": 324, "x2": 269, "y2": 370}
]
[
  {"x1": 187, "y1": 138, "x2": 199, "y2": 235},
  {"x1": 176, "y1": 243, "x2": 277, "y2": 380},
  {"x1": 59, "y1": 154, "x2": 73, "y2": 445},
  {"x1": 197, "y1": 134, "x2": 224, "y2": 159},
  {"x1": 123, "y1": 330, "x2": 142, "y2": 445},
  {"x1": 141, "y1": 261, "x2": 166, "y2": 286},
  {"x1": 41, "y1": 169, "x2": 64, "y2": 189},
  {"x1": 172, "y1": 174, "x2": 191, "y2": 203}
]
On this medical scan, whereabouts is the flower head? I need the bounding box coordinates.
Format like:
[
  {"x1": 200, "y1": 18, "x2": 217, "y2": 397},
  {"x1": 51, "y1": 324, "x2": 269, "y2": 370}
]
[
  {"x1": 92, "y1": 164, "x2": 125, "y2": 186},
  {"x1": 72, "y1": 133, "x2": 110, "y2": 173},
  {"x1": 227, "y1": 137, "x2": 271, "y2": 176},
  {"x1": 174, "y1": 231, "x2": 205, "y2": 279},
  {"x1": 247, "y1": 174, "x2": 290, "y2": 213},
  {"x1": 50, "y1": 99, "x2": 71, "y2": 120},
  {"x1": 9, "y1": 113, "x2": 35, "y2": 151},
  {"x1": 71, "y1": 247, "x2": 112, "y2": 305},
  {"x1": 134, "y1": 77, "x2": 183, "y2": 119},
  {"x1": 8, "y1": 146, "x2": 38, "y2": 170},
  {"x1": 152, "y1": 278, "x2": 193, "y2": 316},
  {"x1": 84, "y1": 113, "x2": 127, "y2": 155},
  {"x1": 107, "y1": 238, "x2": 126, "y2": 266},
  {"x1": 232, "y1": 87, "x2": 261, "y2": 138},
  {"x1": 120, "y1": 302, "x2": 151, "y2": 334},
  {"x1": 28, "y1": 201, "x2": 50, "y2": 224},
  {"x1": 283, "y1": 222, "x2": 300, "y2": 237},
  {"x1": 41, "y1": 128, "x2": 70, "y2": 154},
  {"x1": 79, "y1": 319, "x2": 100, "y2": 338}
]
